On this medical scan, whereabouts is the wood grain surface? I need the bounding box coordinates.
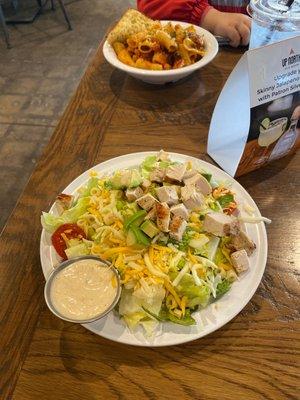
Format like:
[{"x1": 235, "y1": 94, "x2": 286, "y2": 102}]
[{"x1": 0, "y1": 40, "x2": 299, "y2": 400}]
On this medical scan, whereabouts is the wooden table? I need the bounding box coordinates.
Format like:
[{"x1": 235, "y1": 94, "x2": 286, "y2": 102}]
[{"x1": 1, "y1": 41, "x2": 299, "y2": 400}]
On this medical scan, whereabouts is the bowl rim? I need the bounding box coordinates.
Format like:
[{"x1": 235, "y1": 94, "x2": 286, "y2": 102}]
[
  {"x1": 103, "y1": 20, "x2": 219, "y2": 77},
  {"x1": 44, "y1": 255, "x2": 122, "y2": 324}
]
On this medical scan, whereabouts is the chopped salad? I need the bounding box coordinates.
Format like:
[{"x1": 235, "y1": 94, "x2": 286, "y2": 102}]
[{"x1": 42, "y1": 150, "x2": 264, "y2": 334}]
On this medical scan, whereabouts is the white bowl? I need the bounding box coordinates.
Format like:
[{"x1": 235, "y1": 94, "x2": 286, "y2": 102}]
[{"x1": 103, "y1": 20, "x2": 219, "y2": 84}]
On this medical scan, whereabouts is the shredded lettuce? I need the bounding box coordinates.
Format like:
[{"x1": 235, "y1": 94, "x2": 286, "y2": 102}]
[
  {"x1": 118, "y1": 289, "x2": 141, "y2": 315},
  {"x1": 119, "y1": 283, "x2": 165, "y2": 334},
  {"x1": 141, "y1": 155, "x2": 157, "y2": 178},
  {"x1": 169, "y1": 228, "x2": 193, "y2": 251},
  {"x1": 140, "y1": 319, "x2": 159, "y2": 336},
  {"x1": 65, "y1": 242, "x2": 90, "y2": 259},
  {"x1": 218, "y1": 194, "x2": 235, "y2": 208},
  {"x1": 210, "y1": 178, "x2": 219, "y2": 189},
  {"x1": 176, "y1": 274, "x2": 211, "y2": 308},
  {"x1": 205, "y1": 271, "x2": 222, "y2": 298},
  {"x1": 123, "y1": 312, "x2": 148, "y2": 330},
  {"x1": 208, "y1": 201, "x2": 221, "y2": 212},
  {"x1": 214, "y1": 247, "x2": 228, "y2": 266},
  {"x1": 116, "y1": 199, "x2": 126, "y2": 210},
  {"x1": 41, "y1": 214, "x2": 65, "y2": 234},
  {"x1": 104, "y1": 180, "x2": 113, "y2": 189},
  {"x1": 207, "y1": 237, "x2": 220, "y2": 261},
  {"x1": 78, "y1": 177, "x2": 99, "y2": 198},
  {"x1": 143, "y1": 306, "x2": 196, "y2": 326},
  {"x1": 41, "y1": 197, "x2": 90, "y2": 233},
  {"x1": 142, "y1": 306, "x2": 165, "y2": 321},
  {"x1": 149, "y1": 183, "x2": 158, "y2": 196},
  {"x1": 189, "y1": 235, "x2": 209, "y2": 250},
  {"x1": 142, "y1": 155, "x2": 157, "y2": 170},
  {"x1": 108, "y1": 169, "x2": 142, "y2": 189},
  {"x1": 167, "y1": 309, "x2": 196, "y2": 326},
  {"x1": 216, "y1": 279, "x2": 231, "y2": 297},
  {"x1": 177, "y1": 258, "x2": 186, "y2": 270},
  {"x1": 158, "y1": 160, "x2": 175, "y2": 169}
]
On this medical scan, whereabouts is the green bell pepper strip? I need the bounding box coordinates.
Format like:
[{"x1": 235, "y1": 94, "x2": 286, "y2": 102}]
[
  {"x1": 124, "y1": 210, "x2": 147, "y2": 230},
  {"x1": 142, "y1": 306, "x2": 196, "y2": 325},
  {"x1": 130, "y1": 225, "x2": 150, "y2": 246},
  {"x1": 201, "y1": 172, "x2": 212, "y2": 183}
]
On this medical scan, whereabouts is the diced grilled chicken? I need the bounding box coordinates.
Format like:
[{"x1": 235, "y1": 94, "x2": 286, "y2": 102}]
[
  {"x1": 156, "y1": 186, "x2": 178, "y2": 206},
  {"x1": 145, "y1": 206, "x2": 156, "y2": 221},
  {"x1": 170, "y1": 203, "x2": 189, "y2": 221},
  {"x1": 231, "y1": 231, "x2": 256, "y2": 256},
  {"x1": 149, "y1": 167, "x2": 166, "y2": 183},
  {"x1": 231, "y1": 249, "x2": 250, "y2": 274},
  {"x1": 125, "y1": 187, "x2": 143, "y2": 202},
  {"x1": 157, "y1": 149, "x2": 170, "y2": 161},
  {"x1": 181, "y1": 185, "x2": 204, "y2": 210},
  {"x1": 165, "y1": 164, "x2": 187, "y2": 182},
  {"x1": 55, "y1": 193, "x2": 74, "y2": 215},
  {"x1": 156, "y1": 202, "x2": 170, "y2": 232},
  {"x1": 136, "y1": 193, "x2": 157, "y2": 211},
  {"x1": 169, "y1": 215, "x2": 187, "y2": 241},
  {"x1": 203, "y1": 212, "x2": 240, "y2": 237},
  {"x1": 141, "y1": 179, "x2": 151, "y2": 190},
  {"x1": 183, "y1": 169, "x2": 198, "y2": 180},
  {"x1": 183, "y1": 173, "x2": 212, "y2": 196}
]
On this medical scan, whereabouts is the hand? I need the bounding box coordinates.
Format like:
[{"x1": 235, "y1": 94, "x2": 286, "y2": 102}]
[{"x1": 202, "y1": 9, "x2": 251, "y2": 47}]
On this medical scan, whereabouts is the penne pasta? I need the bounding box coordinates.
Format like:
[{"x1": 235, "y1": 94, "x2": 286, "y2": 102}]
[
  {"x1": 183, "y1": 38, "x2": 205, "y2": 57},
  {"x1": 164, "y1": 22, "x2": 176, "y2": 37},
  {"x1": 127, "y1": 31, "x2": 148, "y2": 49},
  {"x1": 119, "y1": 49, "x2": 135, "y2": 66},
  {"x1": 111, "y1": 20, "x2": 205, "y2": 71},
  {"x1": 155, "y1": 30, "x2": 178, "y2": 52},
  {"x1": 113, "y1": 42, "x2": 135, "y2": 66},
  {"x1": 175, "y1": 25, "x2": 186, "y2": 44},
  {"x1": 178, "y1": 44, "x2": 192, "y2": 66},
  {"x1": 135, "y1": 58, "x2": 163, "y2": 70},
  {"x1": 138, "y1": 39, "x2": 155, "y2": 53},
  {"x1": 186, "y1": 25, "x2": 196, "y2": 34},
  {"x1": 152, "y1": 51, "x2": 168, "y2": 65},
  {"x1": 113, "y1": 41, "x2": 125, "y2": 55}
]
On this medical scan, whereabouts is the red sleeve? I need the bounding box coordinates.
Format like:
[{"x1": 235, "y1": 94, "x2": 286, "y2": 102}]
[{"x1": 137, "y1": 0, "x2": 213, "y2": 25}]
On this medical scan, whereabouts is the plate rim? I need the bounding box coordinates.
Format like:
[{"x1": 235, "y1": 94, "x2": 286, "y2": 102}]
[{"x1": 40, "y1": 151, "x2": 268, "y2": 347}]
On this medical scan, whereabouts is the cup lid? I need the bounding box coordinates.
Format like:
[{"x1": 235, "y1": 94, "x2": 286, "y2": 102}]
[{"x1": 249, "y1": 0, "x2": 300, "y2": 21}]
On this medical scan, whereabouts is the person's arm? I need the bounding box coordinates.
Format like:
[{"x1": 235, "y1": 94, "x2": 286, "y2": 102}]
[
  {"x1": 137, "y1": 0, "x2": 213, "y2": 26},
  {"x1": 137, "y1": 0, "x2": 251, "y2": 47},
  {"x1": 201, "y1": 9, "x2": 251, "y2": 47}
]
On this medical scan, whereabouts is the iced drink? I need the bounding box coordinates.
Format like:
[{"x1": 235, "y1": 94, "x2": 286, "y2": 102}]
[{"x1": 248, "y1": 0, "x2": 300, "y2": 49}]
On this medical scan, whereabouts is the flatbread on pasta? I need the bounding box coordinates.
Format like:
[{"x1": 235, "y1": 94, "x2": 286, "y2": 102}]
[{"x1": 107, "y1": 9, "x2": 158, "y2": 45}]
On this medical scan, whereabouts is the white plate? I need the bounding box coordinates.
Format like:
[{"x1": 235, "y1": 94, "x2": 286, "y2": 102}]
[
  {"x1": 103, "y1": 21, "x2": 219, "y2": 84},
  {"x1": 40, "y1": 152, "x2": 268, "y2": 347}
]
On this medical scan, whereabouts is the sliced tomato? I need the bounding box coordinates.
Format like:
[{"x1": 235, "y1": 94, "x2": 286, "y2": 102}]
[{"x1": 51, "y1": 223, "x2": 86, "y2": 260}]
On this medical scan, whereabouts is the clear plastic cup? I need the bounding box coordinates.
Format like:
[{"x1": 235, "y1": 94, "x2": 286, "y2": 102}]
[{"x1": 248, "y1": 0, "x2": 300, "y2": 49}]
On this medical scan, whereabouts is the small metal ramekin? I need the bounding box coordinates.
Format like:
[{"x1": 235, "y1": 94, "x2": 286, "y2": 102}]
[{"x1": 44, "y1": 255, "x2": 121, "y2": 324}]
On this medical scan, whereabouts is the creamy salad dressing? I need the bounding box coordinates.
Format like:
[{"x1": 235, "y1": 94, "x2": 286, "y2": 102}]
[{"x1": 51, "y1": 259, "x2": 117, "y2": 320}]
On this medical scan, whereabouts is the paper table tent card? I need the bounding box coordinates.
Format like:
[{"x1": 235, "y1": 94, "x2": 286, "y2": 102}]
[{"x1": 208, "y1": 36, "x2": 300, "y2": 177}]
